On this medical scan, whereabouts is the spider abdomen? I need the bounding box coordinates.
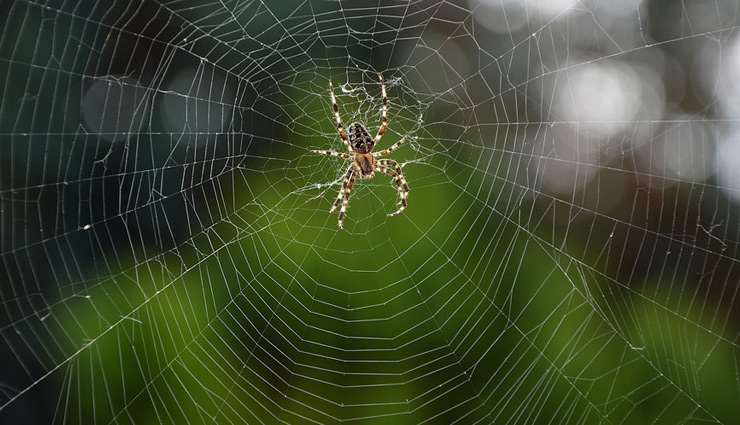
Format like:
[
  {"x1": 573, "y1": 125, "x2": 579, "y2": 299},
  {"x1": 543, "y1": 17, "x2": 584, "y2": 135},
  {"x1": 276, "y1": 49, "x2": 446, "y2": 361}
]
[{"x1": 348, "y1": 122, "x2": 374, "y2": 154}]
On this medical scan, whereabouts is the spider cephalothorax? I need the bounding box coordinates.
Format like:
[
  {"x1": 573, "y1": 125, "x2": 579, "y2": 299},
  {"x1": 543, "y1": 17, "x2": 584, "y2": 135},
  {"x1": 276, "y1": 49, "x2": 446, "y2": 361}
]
[{"x1": 310, "y1": 74, "x2": 409, "y2": 228}]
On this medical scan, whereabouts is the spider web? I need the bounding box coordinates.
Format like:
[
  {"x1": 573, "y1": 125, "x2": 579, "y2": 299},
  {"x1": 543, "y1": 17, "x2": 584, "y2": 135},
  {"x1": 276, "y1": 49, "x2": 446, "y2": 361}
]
[{"x1": 1, "y1": 0, "x2": 740, "y2": 423}]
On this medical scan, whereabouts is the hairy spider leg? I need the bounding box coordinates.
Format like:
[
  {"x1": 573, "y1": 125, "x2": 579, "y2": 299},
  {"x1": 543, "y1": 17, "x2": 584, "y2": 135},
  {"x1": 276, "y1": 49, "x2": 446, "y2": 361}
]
[
  {"x1": 330, "y1": 166, "x2": 354, "y2": 212},
  {"x1": 335, "y1": 169, "x2": 356, "y2": 228},
  {"x1": 310, "y1": 149, "x2": 351, "y2": 159},
  {"x1": 376, "y1": 159, "x2": 408, "y2": 216},
  {"x1": 373, "y1": 135, "x2": 407, "y2": 157},
  {"x1": 329, "y1": 80, "x2": 352, "y2": 153},
  {"x1": 374, "y1": 74, "x2": 388, "y2": 144}
]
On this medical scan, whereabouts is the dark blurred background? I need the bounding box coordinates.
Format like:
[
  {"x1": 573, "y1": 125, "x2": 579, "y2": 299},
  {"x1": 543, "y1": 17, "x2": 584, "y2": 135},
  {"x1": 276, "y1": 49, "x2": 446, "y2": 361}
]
[{"x1": 1, "y1": 0, "x2": 740, "y2": 423}]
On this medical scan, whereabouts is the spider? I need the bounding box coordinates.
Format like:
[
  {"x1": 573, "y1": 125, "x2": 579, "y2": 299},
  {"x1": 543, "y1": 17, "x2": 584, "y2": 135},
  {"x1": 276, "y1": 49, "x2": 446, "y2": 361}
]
[{"x1": 311, "y1": 74, "x2": 409, "y2": 228}]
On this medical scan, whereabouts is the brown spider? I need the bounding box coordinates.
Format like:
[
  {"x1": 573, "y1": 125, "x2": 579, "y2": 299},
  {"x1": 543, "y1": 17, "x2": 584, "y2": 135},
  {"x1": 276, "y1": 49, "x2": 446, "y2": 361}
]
[{"x1": 311, "y1": 74, "x2": 409, "y2": 228}]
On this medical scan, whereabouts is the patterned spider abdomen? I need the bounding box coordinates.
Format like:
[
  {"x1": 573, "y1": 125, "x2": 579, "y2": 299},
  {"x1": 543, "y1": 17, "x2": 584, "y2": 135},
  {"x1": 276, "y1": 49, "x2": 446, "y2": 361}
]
[{"x1": 348, "y1": 122, "x2": 374, "y2": 154}]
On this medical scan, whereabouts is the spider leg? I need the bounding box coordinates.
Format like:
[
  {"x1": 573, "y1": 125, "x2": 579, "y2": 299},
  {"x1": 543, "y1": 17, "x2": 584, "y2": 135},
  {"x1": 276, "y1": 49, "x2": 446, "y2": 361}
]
[
  {"x1": 373, "y1": 73, "x2": 388, "y2": 144},
  {"x1": 332, "y1": 168, "x2": 356, "y2": 229},
  {"x1": 373, "y1": 135, "x2": 407, "y2": 157},
  {"x1": 330, "y1": 166, "x2": 354, "y2": 213},
  {"x1": 311, "y1": 149, "x2": 351, "y2": 159},
  {"x1": 376, "y1": 159, "x2": 408, "y2": 217},
  {"x1": 330, "y1": 80, "x2": 352, "y2": 153}
]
